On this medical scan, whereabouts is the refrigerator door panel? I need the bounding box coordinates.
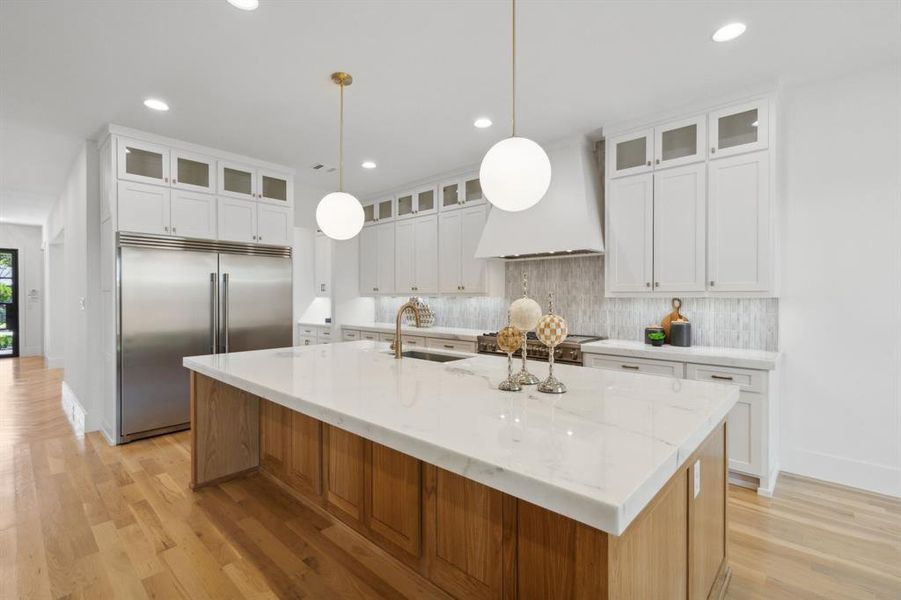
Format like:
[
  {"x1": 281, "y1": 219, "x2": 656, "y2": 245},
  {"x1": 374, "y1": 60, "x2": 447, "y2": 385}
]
[
  {"x1": 120, "y1": 247, "x2": 218, "y2": 439},
  {"x1": 218, "y1": 254, "x2": 293, "y2": 353}
]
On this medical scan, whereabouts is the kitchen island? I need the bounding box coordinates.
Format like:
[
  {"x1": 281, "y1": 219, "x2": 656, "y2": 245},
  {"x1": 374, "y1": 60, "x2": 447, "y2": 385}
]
[{"x1": 184, "y1": 341, "x2": 738, "y2": 599}]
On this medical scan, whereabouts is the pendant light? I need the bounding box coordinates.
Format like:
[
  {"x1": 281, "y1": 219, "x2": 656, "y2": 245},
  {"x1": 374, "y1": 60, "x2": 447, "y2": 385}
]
[
  {"x1": 316, "y1": 72, "x2": 365, "y2": 240},
  {"x1": 479, "y1": 0, "x2": 551, "y2": 213}
]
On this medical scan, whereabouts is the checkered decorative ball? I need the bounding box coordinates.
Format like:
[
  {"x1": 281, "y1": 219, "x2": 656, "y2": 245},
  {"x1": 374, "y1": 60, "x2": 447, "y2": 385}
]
[
  {"x1": 496, "y1": 325, "x2": 523, "y2": 353},
  {"x1": 535, "y1": 313, "x2": 568, "y2": 348}
]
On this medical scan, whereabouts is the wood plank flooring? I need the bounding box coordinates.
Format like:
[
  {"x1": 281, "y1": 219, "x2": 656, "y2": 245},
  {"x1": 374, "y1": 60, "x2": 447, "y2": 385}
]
[{"x1": 2, "y1": 356, "x2": 899, "y2": 599}]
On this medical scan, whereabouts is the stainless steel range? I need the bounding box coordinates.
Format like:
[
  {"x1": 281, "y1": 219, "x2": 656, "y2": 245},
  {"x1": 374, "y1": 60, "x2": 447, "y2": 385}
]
[{"x1": 477, "y1": 332, "x2": 604, "y2": 366}]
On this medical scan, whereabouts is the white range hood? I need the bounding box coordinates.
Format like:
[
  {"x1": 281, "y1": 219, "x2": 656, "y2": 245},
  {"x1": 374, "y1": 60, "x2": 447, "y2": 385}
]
[{"x1": 475, "y1": 136, "x2": 604, "y2": 259}]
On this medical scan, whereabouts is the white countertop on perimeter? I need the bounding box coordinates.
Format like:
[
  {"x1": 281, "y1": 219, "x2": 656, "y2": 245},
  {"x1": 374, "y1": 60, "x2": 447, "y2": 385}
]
[
  {"x1": 184, "y1": 341, "x2": 737, "y2": 535},
  {"x1": 581, "y1": 339, "x2": 781, "y2": 370},
  {"x1": 341, "y1": 322, "x2": 485, "y2": 341}
]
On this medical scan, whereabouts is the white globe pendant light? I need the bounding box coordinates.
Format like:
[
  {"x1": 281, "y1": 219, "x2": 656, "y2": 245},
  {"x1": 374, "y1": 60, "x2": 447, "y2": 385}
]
[
  {"x1": 479, "y1": 0, "x2": 551, "y2": 213},
  {"x1": 316, "y1": 72, "x2": 364, "y2": 240}
]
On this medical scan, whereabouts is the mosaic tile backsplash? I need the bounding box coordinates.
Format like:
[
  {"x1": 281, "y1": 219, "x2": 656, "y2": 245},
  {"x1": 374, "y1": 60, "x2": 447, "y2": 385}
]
[{"x1": 376, "y1": 255, "x2": 778, "y2": 351}]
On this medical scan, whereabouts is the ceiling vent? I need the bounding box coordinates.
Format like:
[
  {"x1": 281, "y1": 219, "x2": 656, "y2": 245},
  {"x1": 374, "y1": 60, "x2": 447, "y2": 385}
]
[{"x1": 309, "y1": 162, "x2": 337, "y2": 173}]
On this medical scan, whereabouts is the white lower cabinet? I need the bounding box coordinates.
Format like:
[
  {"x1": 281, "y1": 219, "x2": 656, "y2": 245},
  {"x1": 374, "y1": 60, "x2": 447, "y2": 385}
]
[
  {"x1": 586, "y1": 352, "x2": 778, "y2": 495},
  {"x1": 117, "y1": 181, "x2": 171, "y2": 235},
  {"x1": 170, "y1": 190, "x2": 217, "y2": 239},
  {"x1": 342, "y1": 328, "x2": 477, "y2": 354},
  {"x1": 395, "y1": 215, "x2": 438, "y2": 295},
  {"x1": 299, "y1": 335, "x2": 317, "y2": 346}
]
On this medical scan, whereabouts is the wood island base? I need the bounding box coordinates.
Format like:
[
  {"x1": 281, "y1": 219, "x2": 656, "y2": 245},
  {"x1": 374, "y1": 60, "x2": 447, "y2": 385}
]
[{"x1": 190, "y1": 372, "x2": 730, "y2": 599}]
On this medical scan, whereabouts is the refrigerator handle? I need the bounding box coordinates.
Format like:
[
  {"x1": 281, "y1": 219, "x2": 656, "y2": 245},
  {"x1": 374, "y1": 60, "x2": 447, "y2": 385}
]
[
  {"x1": 222, "y1": 272, "x2": 230, "y2": 353},
  {"x1": 210, "y1": 273, "x2": 218, "y2": 354}
]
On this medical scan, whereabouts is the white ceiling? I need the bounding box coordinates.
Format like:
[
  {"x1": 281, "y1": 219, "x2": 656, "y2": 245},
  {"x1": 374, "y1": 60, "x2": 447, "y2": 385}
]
[{"x1": 1, "y1": 0, "x2": 898, "y2": 225}]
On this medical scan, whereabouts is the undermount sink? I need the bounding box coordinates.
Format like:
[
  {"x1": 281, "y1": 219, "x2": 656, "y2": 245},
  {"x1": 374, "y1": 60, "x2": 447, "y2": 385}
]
[{"x1": 395, "y1": 350, "x2": 467, "y2": 363}]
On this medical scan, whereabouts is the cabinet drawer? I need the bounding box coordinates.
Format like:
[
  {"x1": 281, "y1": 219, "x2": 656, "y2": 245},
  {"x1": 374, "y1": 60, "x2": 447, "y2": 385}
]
[
  {"x1": 317, "y1": 329, "x2": 333, "y2": 343},
  {"x1": 686, "y1": 364, "x2": 765, "y2": 393},
  {"x1": 380, "y1": 333, "x2": 426, "y2": 348},
  {"x1": 343, "y1": 329, "x2": 360, "y2": 341},
  {"x1": 584, "y1": 354, "x2": 684, "y2": 378},
  {"x1": 425, "y1": 338, "x2": 476, "y2": 353},
  {"x1": 359, "y1": 331, "x2": 380, "y2": 342},
  {"x1": 298, "y1": 335, "x2": 317, "y2": 347},
  {"x1": 298, "y1": 326, "x2": 319, "y2": 337}
]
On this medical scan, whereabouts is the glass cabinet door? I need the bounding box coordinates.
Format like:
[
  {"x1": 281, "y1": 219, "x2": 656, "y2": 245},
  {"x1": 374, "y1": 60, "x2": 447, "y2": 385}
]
[
  {"x1": 117, "y1": 138, "x2": 170, "y2": 185},
  {"x1": 396, "y1": 193, "x2": 415, "y2": 218},
  {"x1": 464, "y1": 176, "x2": 483, "y2": 204},
  {"x1": 654, "y1": 115, "x2": 706, "y2": 169},
  {"x1": 362, "y1": 203, "x2": 377, "y2": 225},
  {"x1": 608, "y1": 129, "x2": 654, "y2": 178},
  {"x1": 415, "y1": 186, "x2": 436, "y2": 216},
  {"x1": 171, "y1": 150, "x2": 213, "y2": 192},
  {"x1": 440, "y1": 181, "x2": 461, "y2": 208},
  {"x1": 709, "y1": 99, "x2": 769, "y2": 158},
  {"x1": 258, "y1": 170, "x2": 290, "y2": 204},
  {"x1": 218, "y1": 161, "x2": 256, "y2": 199},
  {"x1": 376, "y1": 197, "x2": 394, "y2": 221}
]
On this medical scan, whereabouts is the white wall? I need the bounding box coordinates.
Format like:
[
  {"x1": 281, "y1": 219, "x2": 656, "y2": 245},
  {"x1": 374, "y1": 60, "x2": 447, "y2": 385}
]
[
  {"x1": 0, "y1": 222, "x2": 44, "y2": 356},
  {"x1": 43, "y1": 141, "x2": 101, "y2": 429},
  {"x1": 45, "y1": 236, "x2": 66, "y2": 367},
  {"x1": 779, "y1": 62, "x2": 901, "y2": 497}
]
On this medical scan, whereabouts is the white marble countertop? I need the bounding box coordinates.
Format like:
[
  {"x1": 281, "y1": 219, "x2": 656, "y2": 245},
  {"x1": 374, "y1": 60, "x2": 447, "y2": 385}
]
[
  {"x1": 341, "y1": 322, "x2": 485, "y2": 341},
  {"x1": 581, "y1": 339, "x2": 781, "y2": 370},
  {"x1": 297, "y1": 321, "x2": 331, "y2": 328},
  {"x1": 184, "y1": 341, "x2": 737, "y2": 535}
]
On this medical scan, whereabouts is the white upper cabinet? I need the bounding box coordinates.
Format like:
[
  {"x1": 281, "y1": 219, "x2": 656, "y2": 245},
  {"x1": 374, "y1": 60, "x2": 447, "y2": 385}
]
[
  {"x1": 606, "y1": 173, "x2": 653, "y2": 293},
  {"x1": 171, "y1": 150, "x2": 214, "y2": 193},
  {"x1": 363, "y1": 196, "x2": 395, "y2": 225},
  {"x1": 654, "y1": 115, "x2": 706, "y2": 170},
  {"x1": 607, "y1": 129, "x2": 654, "y2": 178},
  {"x1": 395, "y1": 215, "x2": 438, "y2": 294},
  {"x1": 439, "y1": 205, "x2": 489, "y2": 293},
  {"x1": 397, "y1": 185, "x2": 438, "y2": 220},
  {"x1": 707, "y1": 151, "x2": 771, "y2": 292},
  {"x1": 257, "y1": 204, "x2": 291, "y2": 246},
  {"x1": 170, "y1": 190, "x2": 217, "y2": 239},
  {"x1": 653, "y1": 163, "x2": 706, "y2": 292},
  {"x1": 217, "y1": 197, "x2": 258, "y2": 243},
  {"x1": 439, "y1": 174, "x2": 485, "y2": 211},
  {"x1": 118, "y1": 181, "x2": 171, "y2": 235},
  {"x1": 117, "y1": 138, "x2": 170, "y2": 186},
  {"x1": 709, "y1": 99, "x2": 769, "y2": 159},
  {"x1": 359, "y1": 222, "x2": 395, "y2": 295},
  {"x1": 218, "y1": 161, "x2": 257, "y2": 200},
  {"x1": 314, "y1": 233, "x2": 331, "y2": 296},
  {"x1": 257, "y1": 169, "x2": 292, "y2": 205}
]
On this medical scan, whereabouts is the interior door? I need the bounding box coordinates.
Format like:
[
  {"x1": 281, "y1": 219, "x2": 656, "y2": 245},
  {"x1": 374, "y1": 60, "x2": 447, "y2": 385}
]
[
  {"x1": 0, "y1": 249, "x2": 19, "y2": 358},
  {"x1": 219, "y1": 253, "x2": 292, "y2": 353},
  {"x1": 120, "y1": 246, "x2": 217, "y2": 440}
]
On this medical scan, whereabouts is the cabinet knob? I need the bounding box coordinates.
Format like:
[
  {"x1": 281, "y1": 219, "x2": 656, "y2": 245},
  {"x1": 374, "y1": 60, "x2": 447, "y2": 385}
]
[
  {"x1": 711, "y1": 147, "x2": 716, "y2": 154},
  {"x1": 173, "y1": 179, "x2": 177, "y2": 184},
  {"x1": 645, "y1": 282, "x2": 651, "y2": 287},
  {"x1": 172, "y1": 227, "x2": 176, "y2": 234},
  {"x1": 654, "y1": 282, "x2": 659, "y2": 287},
  {"x1": 164, "y1": 226, "x2": 169, "y2": 233},
  {"x1": 646, "y1": 160, "x2": 651, "y2": 166},
  {"x1": 710, "y1": 280, "x2": 715, "y2": 286},
  {"x1": 655, "y1": 159, "x2": 660, "y2": 165},
  {"x1": 164, "y1": 177, "x2": 169, "y2": 183}
]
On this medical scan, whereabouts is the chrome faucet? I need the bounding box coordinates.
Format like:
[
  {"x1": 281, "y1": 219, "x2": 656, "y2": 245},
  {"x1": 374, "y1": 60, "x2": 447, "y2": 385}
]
[{"x1": 393, "y1": 300, "x2": 422, "y2": 358}]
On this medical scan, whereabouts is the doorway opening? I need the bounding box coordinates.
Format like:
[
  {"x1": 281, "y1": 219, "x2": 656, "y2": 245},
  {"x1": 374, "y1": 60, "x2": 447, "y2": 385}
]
[{"x1": 0, "y1": 249, "x2": 19, "y2": 358}]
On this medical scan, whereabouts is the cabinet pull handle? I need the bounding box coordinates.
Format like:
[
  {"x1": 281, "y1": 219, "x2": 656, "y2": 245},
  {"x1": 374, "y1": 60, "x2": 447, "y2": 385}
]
[
  {"x1": 443, "y1": 344, "x2": 454, "y2": 349},
  {"x1": 621, "y1": 364, "x2": 640, "y2": 370},
  {"x1": 711, "y1": 374, "x2": 734, "y2": 381}
]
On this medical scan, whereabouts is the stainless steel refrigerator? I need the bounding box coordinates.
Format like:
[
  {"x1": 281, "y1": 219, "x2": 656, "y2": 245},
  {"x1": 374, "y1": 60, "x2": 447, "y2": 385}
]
[{"x1": 117, "y1": 233, "x2": 292, "y2": 443}]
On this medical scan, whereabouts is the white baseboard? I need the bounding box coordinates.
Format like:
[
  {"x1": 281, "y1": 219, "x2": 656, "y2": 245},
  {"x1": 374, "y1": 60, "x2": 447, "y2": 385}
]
[
  {"x1": 22, "y1": 345, "x2": 43, "y2": 357},
  {"x1": 60, "y1": 381, "x2": 86, "y2": 435},
  {"x1": 45, "y1": 355, "x2": 64, "y2": 369},
  {"x1": 782, "y1": 447, "x2": 901, "y2": 498},
  {"x1": 100, "y1": 420, "x2": 117, "y2": 446}
]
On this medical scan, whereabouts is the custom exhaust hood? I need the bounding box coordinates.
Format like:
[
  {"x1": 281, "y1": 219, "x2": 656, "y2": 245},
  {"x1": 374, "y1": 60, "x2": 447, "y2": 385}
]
[{"x1": 475, "y1": 137, "x2": 604, "y2": 259}]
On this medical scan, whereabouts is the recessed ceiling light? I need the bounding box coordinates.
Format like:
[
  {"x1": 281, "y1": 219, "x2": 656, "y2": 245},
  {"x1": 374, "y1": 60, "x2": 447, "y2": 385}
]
[
  {"x1": 143, "y1": 98, "x2": 169, "y2": 111},
  {"x1": 227, "y1": 0, "x2": 259, "y2": 10},
  {"x1": 474, "y1": 117, "x2": 493, "y2": 129},
  {"x1": 361, "y1": 161, "x2": 377, "y2": 169},
  {"x1": 712, "y1": 22, "x2": 746, "y2": 42}
]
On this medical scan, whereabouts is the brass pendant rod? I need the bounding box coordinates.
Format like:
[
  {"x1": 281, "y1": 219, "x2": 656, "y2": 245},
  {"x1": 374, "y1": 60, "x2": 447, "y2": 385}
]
[
  {"x1": 511, "y1": 0, "x2": 517, "y2": 138},
  {"x1": 339, "y1": 80, "x2": 344, "y2": 192}
]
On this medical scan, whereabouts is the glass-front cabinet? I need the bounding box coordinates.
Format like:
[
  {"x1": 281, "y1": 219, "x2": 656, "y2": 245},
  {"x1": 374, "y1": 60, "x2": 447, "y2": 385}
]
[
  {"x1": 397, "y1": 185, "x2": 437, "y2": 220},
  {"x1": 257, "y1": 169, "x2": 291, "y2": 204},
  {"x1": 607, "y1": 129, "x2": 654, "y2": 178},
  {"x1": 439, "y1": 174, "x2": 485, "y2": 210},
  {"x1": 709, "y1": 99, "x2": 769, "y2": 158},
  {"x1": 363, "y1": 196, "x2": 394, "y2": 225},
  {"x1": 117, "y1": 138, "x2": 170, "y2": 185},
  {"x1": 218, "y1": 161, "x2": 256, "y2": 200},
  {"x1": 171, "y1": 150, "x2": 214, "y2": 193},
  {"x1": 654, "y1": 115, "x2": 706, "y2": 169}
]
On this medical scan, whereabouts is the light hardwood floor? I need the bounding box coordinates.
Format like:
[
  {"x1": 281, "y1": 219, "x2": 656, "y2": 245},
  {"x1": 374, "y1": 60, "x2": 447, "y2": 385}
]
[{"x1": 1, "y1": 356, "x2": 899, "y2": 599}]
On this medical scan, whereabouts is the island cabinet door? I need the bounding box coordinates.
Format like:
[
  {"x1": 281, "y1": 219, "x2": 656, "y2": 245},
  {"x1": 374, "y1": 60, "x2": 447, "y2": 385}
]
[
  {"x1": 423, "y1": 466, "x2": 504, "y2": 600},
  {"x1": 365, "y1": 442, "x2": 422, "y2": 564},
  {"x1": 323, "y1": 425, "x2": 367, "y2": 531},
  {"x1": 285, "y1": 411, "x2": 322, "y2": 498},
  {"x1": 688, "y1": 424, "x2": 727, "y2": 600},
  {"x1": 259, "y1": 400, "x2": 289, "y2": 478}
]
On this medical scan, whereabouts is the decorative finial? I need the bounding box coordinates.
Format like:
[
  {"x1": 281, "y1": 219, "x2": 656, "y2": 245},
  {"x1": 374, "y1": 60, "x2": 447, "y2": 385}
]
[
  {"x1": 521, "y1": 271, "x2": 528, "y2": 297},
  {"x1": 547, "y1": 292, "x2": 554, "y2": 314}
]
